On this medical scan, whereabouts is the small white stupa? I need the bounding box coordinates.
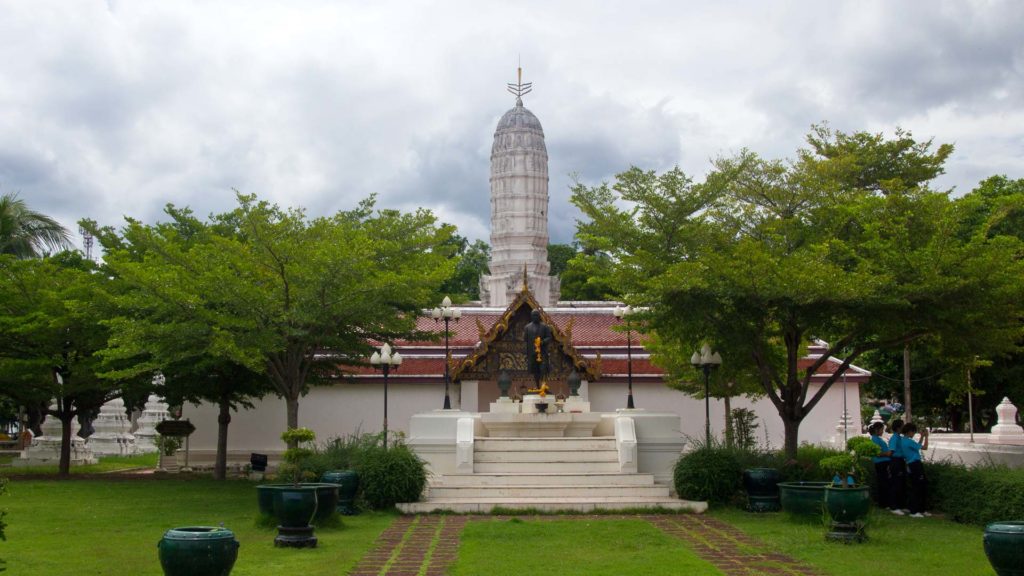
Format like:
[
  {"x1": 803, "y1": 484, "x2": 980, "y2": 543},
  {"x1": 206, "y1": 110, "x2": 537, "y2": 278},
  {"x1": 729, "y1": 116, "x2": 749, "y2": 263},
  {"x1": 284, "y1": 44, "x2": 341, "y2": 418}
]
[
  {"x1": 14, "y1": 400, "x2": 97, "y2": 467},
  {"x1": 87, "y1": 398, "x2": 138, "y2": 456},
  {"x1": 134, "y1": 394, "x2": 170, "y2": 453},
  {"x1": 991, "y1": 397, "x2": 1024, "y2": 439}
]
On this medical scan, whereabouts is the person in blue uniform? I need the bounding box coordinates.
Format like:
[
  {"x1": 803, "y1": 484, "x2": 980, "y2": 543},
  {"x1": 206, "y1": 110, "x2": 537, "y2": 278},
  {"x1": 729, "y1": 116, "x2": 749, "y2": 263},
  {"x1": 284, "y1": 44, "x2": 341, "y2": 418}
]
[
  {"x1": 901, "y1": 422, "x2": 930, "y2": 518},
  {"x1": 888, "y1": 419, "x2": 907, "y2": 515},
  {"x1": 868, "y1": 421, "x2": 892, "y2": 508}
]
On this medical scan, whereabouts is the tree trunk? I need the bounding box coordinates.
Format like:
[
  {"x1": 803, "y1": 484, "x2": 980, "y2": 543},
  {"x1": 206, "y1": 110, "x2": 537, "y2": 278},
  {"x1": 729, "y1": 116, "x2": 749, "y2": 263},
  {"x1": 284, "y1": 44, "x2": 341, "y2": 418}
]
[
  {"x1": 285, "y1": 396, "x2": 299, "y2": 448},
  {"x1": 214, "y1": 398, "x2": 231, "y2": 481},
  {"x1": 58, "y1": 412, "x2": 74, "y2": 478},
  {"x1": 782, "y1": 416, "x2": 801, "y2": 460},
  {"x1": 723, "y1": 395, "x2": 733, "y2": 448}
]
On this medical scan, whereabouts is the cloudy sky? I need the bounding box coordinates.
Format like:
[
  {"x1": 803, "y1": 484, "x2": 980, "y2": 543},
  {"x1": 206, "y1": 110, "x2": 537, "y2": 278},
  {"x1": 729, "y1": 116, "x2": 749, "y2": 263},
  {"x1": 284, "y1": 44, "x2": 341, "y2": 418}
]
[{"x1": 2, "y1": 1, "x2": 1022, "y2": 248}]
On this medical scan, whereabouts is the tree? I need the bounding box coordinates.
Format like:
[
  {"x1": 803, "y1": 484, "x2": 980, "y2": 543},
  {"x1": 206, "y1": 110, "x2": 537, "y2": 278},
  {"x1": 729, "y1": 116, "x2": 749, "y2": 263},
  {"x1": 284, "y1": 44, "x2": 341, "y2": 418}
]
[
  {"x1": 95, "y1": 194, "x2": 455, "y2": 445},
  {"x1": 87, "y1": 212, "x2": 272, "y2": 480},
  {"x1": 571, "y1": 129, "x2": 1024, "y2": 458},
  {"x1": 0, "y1": 252, "x2": 140, "y2": 476},
  {"x1": 0, "y1": 193, "x2": 72, "y2": 258},
  {"x1": 440, "y1": 236, "x2": 489, "y2": 300},
  {"x1": 547, "y1": 243, "x2": 575, "y2": 276}
]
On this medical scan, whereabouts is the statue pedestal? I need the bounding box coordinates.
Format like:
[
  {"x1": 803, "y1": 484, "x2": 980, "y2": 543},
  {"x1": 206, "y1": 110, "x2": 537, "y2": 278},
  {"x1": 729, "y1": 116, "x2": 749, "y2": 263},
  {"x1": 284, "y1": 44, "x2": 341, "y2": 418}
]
[
  {"x1": 522, "y1": 395, "x2": 552, "y2": 414},
  {"x1": 564, "y1": 397, "x2": 591, "y2": 413},
  {"x1": 489, "y1": 398, "x2": 520, "y2": 414},
  {"x1": 480, "y1": 412, "x2": 603, "y2": 437}
]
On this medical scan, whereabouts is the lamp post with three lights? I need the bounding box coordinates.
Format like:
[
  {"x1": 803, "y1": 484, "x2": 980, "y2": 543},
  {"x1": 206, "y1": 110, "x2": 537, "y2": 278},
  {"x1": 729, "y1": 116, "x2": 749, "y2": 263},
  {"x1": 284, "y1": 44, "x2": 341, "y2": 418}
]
[
  {"x1": 431, "y1": 296, "x2": 461, "y2": 410},
  {"x1": 370, "y1": 343, "x2": 402, "y2": 449},
  {"x1": 613, "y1": 305, "x2": 636, "y2": 409},
  {"x1": 690, "y1": 344, "x2": 722, "y2": 447}
]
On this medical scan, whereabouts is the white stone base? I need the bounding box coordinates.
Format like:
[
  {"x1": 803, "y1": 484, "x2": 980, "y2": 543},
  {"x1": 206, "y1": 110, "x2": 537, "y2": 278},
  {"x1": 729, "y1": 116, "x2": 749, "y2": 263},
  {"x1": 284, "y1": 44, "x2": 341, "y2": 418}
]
[
  {"x1": 489, "y1": 398, "x2": 520, "y2": 414},
  {"x1": 564, "y1": 397, "x2": 591, "y2": 413}
]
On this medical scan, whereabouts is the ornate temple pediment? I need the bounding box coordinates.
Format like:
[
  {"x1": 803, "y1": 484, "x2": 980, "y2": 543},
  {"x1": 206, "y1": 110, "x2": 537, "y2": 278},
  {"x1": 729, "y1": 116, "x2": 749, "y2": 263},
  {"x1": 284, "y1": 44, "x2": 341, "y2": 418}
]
[{"x1": 451, "y1": 286, "x2": 599, "y2": 386}]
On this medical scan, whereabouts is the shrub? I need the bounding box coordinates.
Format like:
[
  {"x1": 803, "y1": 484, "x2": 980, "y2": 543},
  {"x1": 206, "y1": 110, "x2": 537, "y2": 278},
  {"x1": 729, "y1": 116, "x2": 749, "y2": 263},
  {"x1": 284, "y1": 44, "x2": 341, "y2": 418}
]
[
  {"x1": 355, "y1": 442, "x2": 427, "y2": 509},
  {"x1": 302, "y1": 432, "x2": 380, "y2": 478},
  {"x1": 673, "y1": 444, "x2": 742, "y2": 504},
  {"x1": 929, "y1": 460, "x2": 1024, "y2": 525},
  {"x1": 730, "y1": 408, "x2": 760, "y2": 450}
]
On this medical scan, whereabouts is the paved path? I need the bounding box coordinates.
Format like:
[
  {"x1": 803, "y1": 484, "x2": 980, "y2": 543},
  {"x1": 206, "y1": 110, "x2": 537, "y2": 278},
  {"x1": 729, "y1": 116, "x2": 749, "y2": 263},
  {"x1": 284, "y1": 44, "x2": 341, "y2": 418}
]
[{"x1": 348, "y1": 514, "x2": 819, "y2": 576}]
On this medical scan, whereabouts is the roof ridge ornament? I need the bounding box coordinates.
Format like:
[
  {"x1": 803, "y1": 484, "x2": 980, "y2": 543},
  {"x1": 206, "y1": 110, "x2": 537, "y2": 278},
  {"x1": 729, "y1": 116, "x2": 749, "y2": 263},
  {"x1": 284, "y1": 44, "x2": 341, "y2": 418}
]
[
  {"x1": 506, "y1": 65, "x2": 532, "y2": 105},
  {"x1": 522, "y1": 263, "x2": 529, "y2": 292}
]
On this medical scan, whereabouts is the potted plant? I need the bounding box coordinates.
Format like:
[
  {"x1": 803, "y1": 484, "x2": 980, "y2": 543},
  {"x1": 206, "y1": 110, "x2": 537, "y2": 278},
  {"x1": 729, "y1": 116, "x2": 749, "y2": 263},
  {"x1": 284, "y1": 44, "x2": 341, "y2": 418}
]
[
  {"x1": 256, "y1": 428, "x2": 338, "y2": 548},
  {"x1": 819, "y1": 437, "x2": 881, "y2": 543},
  {"x1": 155, "y1": 434, "x2": 182, "y2": 472}
]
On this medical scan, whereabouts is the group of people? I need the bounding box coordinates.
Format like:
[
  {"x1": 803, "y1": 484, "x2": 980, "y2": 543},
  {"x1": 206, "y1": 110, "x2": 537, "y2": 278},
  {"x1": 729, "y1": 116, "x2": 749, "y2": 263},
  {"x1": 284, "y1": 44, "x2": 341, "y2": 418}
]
[{"x1": 868, "y1": 419, "x2": 931, "y2": 518}]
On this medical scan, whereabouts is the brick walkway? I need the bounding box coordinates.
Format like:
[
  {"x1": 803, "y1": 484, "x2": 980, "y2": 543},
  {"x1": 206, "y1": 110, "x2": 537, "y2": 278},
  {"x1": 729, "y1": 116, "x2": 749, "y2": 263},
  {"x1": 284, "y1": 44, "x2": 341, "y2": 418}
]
[{"x1": 348, "y1": 514, "x2": 818, "y2": 576}]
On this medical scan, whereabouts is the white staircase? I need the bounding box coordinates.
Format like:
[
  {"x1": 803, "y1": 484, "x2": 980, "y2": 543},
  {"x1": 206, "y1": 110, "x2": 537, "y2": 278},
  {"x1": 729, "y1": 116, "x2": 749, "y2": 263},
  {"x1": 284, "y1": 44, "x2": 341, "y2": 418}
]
[{"x1": 397, "y1": 436, "x2": 705, "y2": 514}]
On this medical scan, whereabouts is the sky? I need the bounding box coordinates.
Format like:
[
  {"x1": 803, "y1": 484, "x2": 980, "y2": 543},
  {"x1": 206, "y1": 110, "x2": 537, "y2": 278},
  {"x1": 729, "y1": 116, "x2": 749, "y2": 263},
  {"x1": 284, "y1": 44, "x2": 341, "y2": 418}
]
[{"x1": 1, "y1": 1, "x2": 1022, "y2": 249}]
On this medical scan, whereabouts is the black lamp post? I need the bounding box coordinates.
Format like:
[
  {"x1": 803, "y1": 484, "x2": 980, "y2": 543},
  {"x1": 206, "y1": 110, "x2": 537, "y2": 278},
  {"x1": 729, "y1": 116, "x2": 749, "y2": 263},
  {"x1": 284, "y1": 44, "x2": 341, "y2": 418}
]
[
  {"x1": 613, "y1": 305, "x2": 636, "y2": 409},
  {"x1": 431, "y1": 296, "x2": 461, "y2": 410},
  {"x1": 370, "y1": 343, "x2": 402, "y2": 449},
  {"x1": 691, "y1": 344, "x2": 722, "y2": 447}
]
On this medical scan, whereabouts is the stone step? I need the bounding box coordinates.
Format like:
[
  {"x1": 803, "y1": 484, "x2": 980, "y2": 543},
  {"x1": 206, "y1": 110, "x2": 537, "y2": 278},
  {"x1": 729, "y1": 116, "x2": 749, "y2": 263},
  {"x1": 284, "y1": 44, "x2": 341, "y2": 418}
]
[
  {"x1": 432, "y1": 473, "x2": 656, "y2": 487},
  {"x1": 474, "y1": 450, "x2": 618, "y2": 463},
  {"x1": 474, "y1": 461, "x2": 621, "y2": 473},
  {"x1": 475, "y1": 437, "x2": 616, "y2": 451},
  {"x1": 397, "y1": 496, "x2": 708, "y2": 514},
  {"x1": 428, "y1": 484, "x2": 671, "y2": 499}
]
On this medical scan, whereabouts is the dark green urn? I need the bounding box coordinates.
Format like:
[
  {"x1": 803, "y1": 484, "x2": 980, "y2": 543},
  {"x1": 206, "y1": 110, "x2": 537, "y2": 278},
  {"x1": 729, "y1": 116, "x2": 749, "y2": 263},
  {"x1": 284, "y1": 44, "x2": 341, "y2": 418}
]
[
  {"x1": 256, "y1": 484, "x2": 332, "y2": 548},
  {"x1": 742, "y1": 468, "x2": 781, "y2": 512},
  {"x1": 823, "y1": 486, "x2": 872, "y2": 543},
  {"x1": 984, "y1": 521, "x2": 1024, "y2": 576},
  {"x1": 777, "y1": 481, "x2": 830, "y2": 518},
  {"x1": 157, "y1": 526, "x2": 239, "y2": 576},
  {"x1": 322, "y1": 470, "x2": 359, "y2": 515}
]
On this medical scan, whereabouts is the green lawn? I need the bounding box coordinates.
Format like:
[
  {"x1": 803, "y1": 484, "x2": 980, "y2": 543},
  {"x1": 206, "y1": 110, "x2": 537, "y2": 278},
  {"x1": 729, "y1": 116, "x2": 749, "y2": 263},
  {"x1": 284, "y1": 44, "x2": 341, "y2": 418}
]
[
  {"x1": 450, "y1": 517, "x2": 721, "y2": 576},
  {"x1": 0, "y1": 477, "x2": 1000, "y2": 575},
  {"x1": 712, "y1": 508, "x2": 995, "y2": 576},
  {"x1": 2, "y1": 478, "x2": 393, "y2": 575}
]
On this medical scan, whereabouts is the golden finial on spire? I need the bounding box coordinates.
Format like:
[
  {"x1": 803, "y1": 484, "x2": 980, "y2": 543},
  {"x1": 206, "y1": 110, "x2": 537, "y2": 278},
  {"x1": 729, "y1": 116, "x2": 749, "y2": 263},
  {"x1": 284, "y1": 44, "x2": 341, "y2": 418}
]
[{"x1": 522, "y1": 263, "x2": 529, "y2": 292}]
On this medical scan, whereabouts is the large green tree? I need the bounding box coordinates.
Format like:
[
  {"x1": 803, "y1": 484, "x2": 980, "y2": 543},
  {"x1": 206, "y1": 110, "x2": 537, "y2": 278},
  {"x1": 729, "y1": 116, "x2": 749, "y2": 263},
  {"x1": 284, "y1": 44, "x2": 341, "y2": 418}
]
[
  {"x1": 87, "y1": 212, "x2": 272, "y2": 479},
  {"x1": 572, "y1": 128, "x2": 1024, "y2": 457},
  {"x1": 0, "y1": 193, "x2": 72, "y2": 258},
  {"x1": 0, "y1": 252, "x2": 139, "y2": 476},
  {"x1": 95, "y1": 194, "x2": 455, "y2": 444},
  {"x1": 440, "y1": 236, "x2": 490, "y2": 300}
]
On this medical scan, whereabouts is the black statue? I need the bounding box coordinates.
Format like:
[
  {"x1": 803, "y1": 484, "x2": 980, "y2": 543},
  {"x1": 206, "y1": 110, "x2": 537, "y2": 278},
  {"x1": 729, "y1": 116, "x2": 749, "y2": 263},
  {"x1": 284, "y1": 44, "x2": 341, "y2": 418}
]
[{"x1": 523, "y1": 309, "x2": 553, "y2": 385}]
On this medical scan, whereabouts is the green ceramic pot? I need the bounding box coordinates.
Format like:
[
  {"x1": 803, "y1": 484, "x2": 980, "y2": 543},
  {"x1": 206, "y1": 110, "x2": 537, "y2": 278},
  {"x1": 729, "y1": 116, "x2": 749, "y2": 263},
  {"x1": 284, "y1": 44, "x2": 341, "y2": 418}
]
[
  {"x1": 742, "y1": 468, "x2": 781, "y2": 512},
  {"x1": 322, "y1": 470, "x2": 359, "y2": 515},
  {"x1": 777, "y1": 481, "x2": 830, "y2": 517},
  {"x1": 824, "y1": 486, "x2": 872, "y2": 543},
  {"x1": 256, "y1": 483, "x2": 338, "y2": 523},
  {"x1": 984, "y1": 521, "x2": 1024, "y2": 576},
  {"x1": 157, "y1": 526, "x2": 239, "y2": 576}
]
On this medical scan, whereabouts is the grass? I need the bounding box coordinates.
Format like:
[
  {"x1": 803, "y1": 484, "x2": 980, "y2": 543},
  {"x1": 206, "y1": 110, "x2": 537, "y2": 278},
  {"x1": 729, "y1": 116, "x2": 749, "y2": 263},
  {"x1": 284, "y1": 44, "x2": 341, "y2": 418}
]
[
  {"x1": 449, "y1": 517, "x2": 722, "y2": 576},
  {"x1": 712, "y1": 507, "x2": 995, "y2": 576},
  {"x1": 2, "y1": 478, "x2": 394, "y2": 575},
  {"x1": 1, "y1": 452, "x2": 159, "y2": 476},
  {"x1": 0, "y1": 475, "x2": 1001, "y2": 575}
]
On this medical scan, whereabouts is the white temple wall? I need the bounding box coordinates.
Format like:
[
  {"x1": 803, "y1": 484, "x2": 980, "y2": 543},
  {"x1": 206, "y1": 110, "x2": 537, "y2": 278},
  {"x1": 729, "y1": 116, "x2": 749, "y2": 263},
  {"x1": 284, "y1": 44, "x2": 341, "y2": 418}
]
[
  {"x1": 181, "y1": 382, "x2": 446, "y2": 467},
  {"x1": 587, "y1": 380, "x2": 862, "y2": 449},
  {"x1": 179, "y1": 378, "x2": 860, "y2": 469}
]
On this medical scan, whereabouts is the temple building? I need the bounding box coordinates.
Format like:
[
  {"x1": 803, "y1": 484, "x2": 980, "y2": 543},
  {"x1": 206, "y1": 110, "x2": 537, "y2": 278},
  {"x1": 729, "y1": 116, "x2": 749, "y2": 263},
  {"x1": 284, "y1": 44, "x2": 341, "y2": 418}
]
[{"x1": 181, "y1": 72, "x2": 868, "y2": 475}]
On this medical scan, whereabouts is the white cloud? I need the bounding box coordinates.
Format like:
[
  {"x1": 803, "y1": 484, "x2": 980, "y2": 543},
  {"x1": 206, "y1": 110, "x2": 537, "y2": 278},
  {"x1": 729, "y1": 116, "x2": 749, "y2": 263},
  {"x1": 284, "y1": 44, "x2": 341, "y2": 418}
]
[{"x1": 1, "y1": 0, "x2": 1021, "y2": 247}]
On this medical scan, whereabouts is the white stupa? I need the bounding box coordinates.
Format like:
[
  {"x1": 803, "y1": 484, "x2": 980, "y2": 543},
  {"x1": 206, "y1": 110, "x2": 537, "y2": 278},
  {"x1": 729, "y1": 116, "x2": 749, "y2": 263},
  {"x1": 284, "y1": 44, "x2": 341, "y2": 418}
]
[
  {"x1": 14, "y1": 399, "x2": 97, "y2": 467},
  {"x1": 479, "y1": 67, "x2": 560, "y2": 307},
  {"x1": 134, "y1": 394, "x2": 170, "y2": 453},
  {"x1": 87, "y1": 397, "x2": 138, "y2": 456}
]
